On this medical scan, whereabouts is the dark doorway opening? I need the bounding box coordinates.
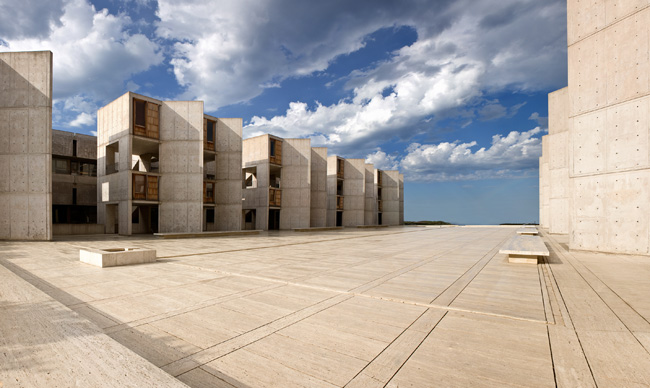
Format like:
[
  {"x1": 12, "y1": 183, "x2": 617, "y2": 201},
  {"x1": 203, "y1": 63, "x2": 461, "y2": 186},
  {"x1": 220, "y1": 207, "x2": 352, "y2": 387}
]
[
  {"x1": 336, "y1": 211, "x2": 343, "y2": 227},
  {"x1": 269, "y1": 209, "x2": 280, "y2": 230}
]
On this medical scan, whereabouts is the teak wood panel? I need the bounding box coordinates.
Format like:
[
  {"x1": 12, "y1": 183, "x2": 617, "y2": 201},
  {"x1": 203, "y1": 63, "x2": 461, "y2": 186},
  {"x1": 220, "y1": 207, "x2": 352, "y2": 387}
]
[
  {"x1": 337, "y1": 195, "x2": 344, "y2": 210},
  {"x1": 147, "y1": 175, "x2": 158, "y2": 201},
  {"x1": 269, "y1": 188, "x2": 282, "y2": 206}
]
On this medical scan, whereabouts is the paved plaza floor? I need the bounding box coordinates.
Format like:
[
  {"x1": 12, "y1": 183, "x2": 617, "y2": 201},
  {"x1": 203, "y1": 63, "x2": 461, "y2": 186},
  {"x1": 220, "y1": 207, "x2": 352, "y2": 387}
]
[{"x1": 1, "y1": 226, "x2": 650, "y2": 387}]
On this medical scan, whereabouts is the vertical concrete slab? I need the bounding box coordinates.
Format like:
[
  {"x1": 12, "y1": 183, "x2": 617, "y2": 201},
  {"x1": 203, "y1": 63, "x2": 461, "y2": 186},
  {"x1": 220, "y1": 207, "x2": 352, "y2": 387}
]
[
  {"x1": 0, "y1": 51, "x2": 52, "y2": 240},
  {"x1": 214, "y1": 118, "x2": 243, "y2": 231},
  {"x1": 310, "y1": 147, "x2": 327, "y2": 227},
  {"x1": 280, "y1": 139, "x2": 311, "y2": 229},
  {"x1": 548, "y1": 88, "x2": 571, "y2": 235},
  {"x1": 364, "y1": 163, "x2": 377, "y2": 226},
  {"x1": 343, "y1": 159, "x2": 366, "y2": 227},
  {"x1": 159, "y1": 101, "x2": 204, "y2": 233}
]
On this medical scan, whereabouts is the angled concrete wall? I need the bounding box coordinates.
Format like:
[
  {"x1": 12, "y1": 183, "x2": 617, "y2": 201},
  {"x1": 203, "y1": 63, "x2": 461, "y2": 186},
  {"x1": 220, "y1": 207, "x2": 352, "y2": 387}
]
[
  {"x1": 280, "y1": 139, "x2": 311, "y2": 229},
  {"x1": 364, "y1": 164, "x2": 377, "y2": 226},
  {"x1": 310, "y1": 147, "x2": 327, "y2": 227},
  {"x1": 382, "y1": 170, "x2": 400, "y2": 226},
  {"x1": 159, "y1": 101, "x2": 204, "y2": 233},
  {"x1": 0, "y1": 51, "x2": 53, "y2": 240},
  {"x1": 342, "y1": 159, "x2": 365, "y2": 227},
  {"x1": 214, "y1": 118, "x2": 242, "y2": 231}
]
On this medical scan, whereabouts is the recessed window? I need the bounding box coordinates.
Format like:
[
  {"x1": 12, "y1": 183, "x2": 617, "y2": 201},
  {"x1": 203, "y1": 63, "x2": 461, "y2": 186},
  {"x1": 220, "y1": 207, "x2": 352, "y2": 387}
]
[
  {"x1": 207, "y1": 120, "x2": 215, "y2": 142},
  {"x1": 134, "y1": 100, "x2": 146, "y2": 127},
  {"x1": 53, "y1": 158, "x2": 70, "y2": 174}
]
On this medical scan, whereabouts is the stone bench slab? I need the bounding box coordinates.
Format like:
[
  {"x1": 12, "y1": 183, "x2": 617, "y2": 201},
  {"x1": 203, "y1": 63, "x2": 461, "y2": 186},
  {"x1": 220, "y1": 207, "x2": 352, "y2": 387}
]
[
  {"x1": 80, "y1": 248, "x2": 157, "y2": 268},
  {"x1": 517, "y1": 228, "x2": 539, "y2": 235},
  {"x1": 499, "y1": 235, "x2": 549, "y2": 264}
]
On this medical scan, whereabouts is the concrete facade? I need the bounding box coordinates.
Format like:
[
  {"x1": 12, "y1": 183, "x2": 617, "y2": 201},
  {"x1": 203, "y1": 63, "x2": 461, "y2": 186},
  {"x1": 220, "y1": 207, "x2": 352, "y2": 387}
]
[
  {"x1": 52, "y1": 129, "x2": 98, "y2": 230},
  {"x1": 310, "y1": 147, "x2": 328, "y2": 227},
  {"x1": 0, "y1": 51, "x2": 52, "y2": 240},
  {"x1": 97, "y1": 92, "x2": 242, "y2": 235},
  {"x1": 542, "y1": 2, "x2": 650, "y2": 255},
  {"x1": 242, "y1": 135, "x2": 311, "y2": 230}
]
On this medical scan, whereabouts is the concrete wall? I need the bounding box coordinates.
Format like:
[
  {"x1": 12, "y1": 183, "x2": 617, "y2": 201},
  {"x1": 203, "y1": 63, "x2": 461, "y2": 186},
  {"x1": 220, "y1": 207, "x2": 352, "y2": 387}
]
[
  {"x1": 242, "y1": 134, "x2": 270, "y2": 230},
  {"x1": 568, "y1": 2, "x2": 650, "y2": 254},
  {"x1": 547, "y1": 88, "x2": 570, "y2": 234},
  {"x1": 214, "y1": 117, "x2": 242, "y2": 231},
  {"x1": 52, "y1": 129, "x2": 96, "y2": 159},
  {"x1": 53, "y1": 223, "x2": 104, "y2": 235},
  {"x1": 342, "y1": 159, "x2": 365, "y2": 227},
  {"x1": 0, "y1": 51, "x2": 53, "y2": 240},
  {"x1": 364, "y1": 163, "x2": 377, "y2": 226},
  {"x1": 310, "y1": 147, "x2": 327, "y2": 227},
  {"x1": 382, "y1": 170, "x2": 400, "y2": 226},
  {"x1": 97, "y1": 93, "x2": 132, "y2": 235},
  {"x1": 541, "y1": 2, "x2": 650, "y2": 254},
  {"x1": 280, "y1": 139, "x2": 311, "y2": 229},
  {"x1": 159, "y1": 101, "x2": 204, "y2": 233}
]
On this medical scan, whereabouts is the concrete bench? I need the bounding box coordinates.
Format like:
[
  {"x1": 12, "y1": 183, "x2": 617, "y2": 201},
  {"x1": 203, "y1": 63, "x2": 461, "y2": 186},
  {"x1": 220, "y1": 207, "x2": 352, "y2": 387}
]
[
  {"x1": 499, "y1": 235, "x2": 549, "y2": 264},
  {"x1": 80, "y1": 247, "x2": 157, "y2": 267},
  {"x1": 517, "y1": 228, "x2": 538, "y2": 235}
]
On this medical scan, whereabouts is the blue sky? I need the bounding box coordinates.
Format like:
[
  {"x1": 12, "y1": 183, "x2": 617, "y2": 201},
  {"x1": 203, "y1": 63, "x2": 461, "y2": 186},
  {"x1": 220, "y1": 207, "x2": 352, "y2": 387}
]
[{"x1": 0, "y1": 0, "x2": 567, "y2": 224}]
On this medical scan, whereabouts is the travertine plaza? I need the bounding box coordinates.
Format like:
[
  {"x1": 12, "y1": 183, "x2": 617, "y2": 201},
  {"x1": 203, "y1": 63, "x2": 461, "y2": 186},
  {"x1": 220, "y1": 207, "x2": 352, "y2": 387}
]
[{"x1": 2, "y1": 1, "x2": 650, "y2": 387}]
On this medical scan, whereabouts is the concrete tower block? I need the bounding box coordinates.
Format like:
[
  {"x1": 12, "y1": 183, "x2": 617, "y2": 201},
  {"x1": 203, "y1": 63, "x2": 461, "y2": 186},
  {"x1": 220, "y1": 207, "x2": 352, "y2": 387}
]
[
  {"x1": 0, "y1": 51, "x2": 52, "y2": 240},
  {"x1": 399, "y1": 173, "x2": 404, "y2": 225}
]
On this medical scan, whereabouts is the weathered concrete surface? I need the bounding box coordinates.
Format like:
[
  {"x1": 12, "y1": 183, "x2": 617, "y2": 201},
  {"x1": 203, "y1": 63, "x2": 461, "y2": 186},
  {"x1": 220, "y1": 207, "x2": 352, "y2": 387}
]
[
  {"x1": 364, "y1": 164, "x2": 377, "y2": 226},
  {"x1": 3, "y1": 227, "x2": 649, "y2": 387},
  {"x1": 280, "y1": 138, "x2": 311, "y2": 229},
  {"x1": 0, "y1": 51, "x2": 53, "y2": 240}
]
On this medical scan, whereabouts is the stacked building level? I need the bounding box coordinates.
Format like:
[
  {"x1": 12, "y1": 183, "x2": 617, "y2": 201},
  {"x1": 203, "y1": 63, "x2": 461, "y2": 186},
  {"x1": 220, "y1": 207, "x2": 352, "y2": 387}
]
[{"x1": 96, "y1": 92, "x2": 242, "y2": 235}]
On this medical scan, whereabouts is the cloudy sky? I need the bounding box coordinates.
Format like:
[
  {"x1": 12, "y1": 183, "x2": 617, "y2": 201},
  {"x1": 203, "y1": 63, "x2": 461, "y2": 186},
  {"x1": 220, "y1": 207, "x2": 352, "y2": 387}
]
[{"x1": 0, "y1": 0, "x2": 567, "y2": 224}]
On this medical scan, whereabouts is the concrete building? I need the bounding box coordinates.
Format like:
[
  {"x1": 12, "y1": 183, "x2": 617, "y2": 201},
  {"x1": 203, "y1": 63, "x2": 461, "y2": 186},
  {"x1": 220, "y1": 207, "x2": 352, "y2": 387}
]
[
  {"x1": 0, "y1": 51, "x2": 53, "y2": 240},
  {"x1": 326, "y1": 156, "x2": 366, "y2": 227},
  {"x1": 541, "y1": 1, "x2": 650, "y2": 255},
  {"x1": 97, "y1": 92, "x2": 242, "y2": 235},
  {"x1": 242, "y1": 135, "x2": 311, "y2": 230},
  {"x1": 51, "y1": 129, "x2": 102, "y2": 235}
]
